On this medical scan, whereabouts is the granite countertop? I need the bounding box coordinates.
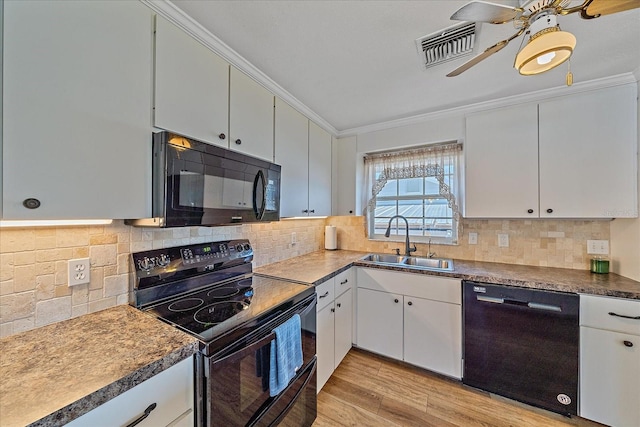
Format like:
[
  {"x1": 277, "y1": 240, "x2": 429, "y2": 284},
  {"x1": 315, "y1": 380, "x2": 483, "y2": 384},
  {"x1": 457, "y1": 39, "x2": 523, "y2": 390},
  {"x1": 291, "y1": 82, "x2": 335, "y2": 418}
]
[
  {"x1": 255, "y1": 250, "x2": 640, "y2": 300},
  {"x1": 0, "y1": 305, "x2": 199, "y2": 427}
]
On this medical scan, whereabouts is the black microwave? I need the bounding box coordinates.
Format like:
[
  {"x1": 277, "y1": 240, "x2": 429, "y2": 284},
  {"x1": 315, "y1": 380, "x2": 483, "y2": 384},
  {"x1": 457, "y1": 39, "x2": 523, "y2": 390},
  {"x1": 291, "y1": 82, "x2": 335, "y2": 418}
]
[{"x1": 126, "y1": 132, "x2": 281, "y2": 227}]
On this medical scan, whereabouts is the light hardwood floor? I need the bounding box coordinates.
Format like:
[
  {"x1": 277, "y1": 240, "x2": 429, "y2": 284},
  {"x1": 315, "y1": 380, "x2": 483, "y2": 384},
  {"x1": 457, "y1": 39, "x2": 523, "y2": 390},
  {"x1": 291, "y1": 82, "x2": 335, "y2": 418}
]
[{"x1": 314, "y1": 348, "x2": 604, "y2": 427}]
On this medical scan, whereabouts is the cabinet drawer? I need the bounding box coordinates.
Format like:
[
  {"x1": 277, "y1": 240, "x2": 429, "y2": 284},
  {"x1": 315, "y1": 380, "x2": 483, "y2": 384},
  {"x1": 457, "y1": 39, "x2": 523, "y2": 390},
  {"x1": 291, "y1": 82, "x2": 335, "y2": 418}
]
[
  {"x1": 66, "y1": 357, "x2": 193, "y2": 427},
  {"x1": 316, "y1": 279, "x2": 335, "y2": 311},
  {"x1": 334, "y1": 268, "x2": 354, "y2": 297},
  {"x1": 357, "y1": 268, "x2": 461, "y2": 304},
  {"x1": 580, "y1": 295, "x2": 640, "y2": 335}
]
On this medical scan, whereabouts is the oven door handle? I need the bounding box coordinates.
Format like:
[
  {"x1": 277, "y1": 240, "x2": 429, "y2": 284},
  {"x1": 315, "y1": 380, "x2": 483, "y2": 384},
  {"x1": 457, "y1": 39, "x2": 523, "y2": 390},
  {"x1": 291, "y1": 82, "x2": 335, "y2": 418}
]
[
  {"x1": 212, "y1": 332, "x2": 276, "y2": 370},
  {"x1": 264, "y1": 358, "x2": 317, "y2": 427}
]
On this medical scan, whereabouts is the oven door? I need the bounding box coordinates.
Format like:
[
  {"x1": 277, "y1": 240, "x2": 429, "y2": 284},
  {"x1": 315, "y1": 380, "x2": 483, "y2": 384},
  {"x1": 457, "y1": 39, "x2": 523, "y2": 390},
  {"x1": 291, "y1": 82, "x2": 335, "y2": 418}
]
[{"x1": 203, "y1": 295, "x2": 316, "y2": 427}]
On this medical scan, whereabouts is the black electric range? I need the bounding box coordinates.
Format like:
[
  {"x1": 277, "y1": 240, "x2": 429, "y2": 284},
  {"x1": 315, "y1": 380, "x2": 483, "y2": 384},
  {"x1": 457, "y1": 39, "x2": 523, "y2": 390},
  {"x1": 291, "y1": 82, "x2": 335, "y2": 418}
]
[{"x1": 131, "y1": 239, "x2": 314, "y2": 355}]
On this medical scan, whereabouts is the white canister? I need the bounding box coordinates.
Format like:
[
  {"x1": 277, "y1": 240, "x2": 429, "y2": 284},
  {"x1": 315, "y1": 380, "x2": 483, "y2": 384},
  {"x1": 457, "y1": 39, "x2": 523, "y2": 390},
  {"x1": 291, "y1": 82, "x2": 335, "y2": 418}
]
[{"x1": 325, "y1": 225, "x2": 337, "y2": 250}]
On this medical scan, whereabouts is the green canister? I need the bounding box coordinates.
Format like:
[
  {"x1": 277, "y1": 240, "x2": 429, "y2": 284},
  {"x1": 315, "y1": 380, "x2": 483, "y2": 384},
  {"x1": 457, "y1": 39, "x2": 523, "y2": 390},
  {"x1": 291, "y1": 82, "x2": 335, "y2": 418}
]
[{"x1": 590, "y1": 257, "x2": 610, "y2": 274}]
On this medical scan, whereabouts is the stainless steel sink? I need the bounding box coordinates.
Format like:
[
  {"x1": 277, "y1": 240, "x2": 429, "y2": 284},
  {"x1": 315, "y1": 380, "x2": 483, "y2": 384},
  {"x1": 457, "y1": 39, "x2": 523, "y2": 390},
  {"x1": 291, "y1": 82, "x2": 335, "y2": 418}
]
[
  {"x1": 361, "y1": 254, "x2": 406, "y2": 264},
  {"x1": 402, "y1": 257, "x2": 453, "y2": 270},
  {"x1": 360, "y1": 253, "x2": 454, "y2": 271}
]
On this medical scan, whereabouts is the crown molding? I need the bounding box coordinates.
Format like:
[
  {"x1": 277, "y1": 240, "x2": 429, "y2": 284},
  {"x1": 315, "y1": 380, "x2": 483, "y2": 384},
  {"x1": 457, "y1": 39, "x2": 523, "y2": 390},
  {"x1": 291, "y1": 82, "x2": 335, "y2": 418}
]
[
  {"x1": 140, "y1": 0, "x2": 338, "y2": 136},
  {"x1": 338, "y1": 72, "x2": 638, "y2": 138}
]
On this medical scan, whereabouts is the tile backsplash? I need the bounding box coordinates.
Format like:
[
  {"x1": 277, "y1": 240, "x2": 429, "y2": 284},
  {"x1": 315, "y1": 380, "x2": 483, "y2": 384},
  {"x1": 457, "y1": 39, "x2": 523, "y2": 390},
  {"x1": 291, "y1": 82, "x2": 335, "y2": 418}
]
[
  {"x1": 327, "y1": 215, "x2": 610, "y2": 269},
  {"x1": 0, "y1": 219, "x2": 325, "y2": 337},
  {"x1": 0, "y1": 215, "x2": 610, "y2": 337}
]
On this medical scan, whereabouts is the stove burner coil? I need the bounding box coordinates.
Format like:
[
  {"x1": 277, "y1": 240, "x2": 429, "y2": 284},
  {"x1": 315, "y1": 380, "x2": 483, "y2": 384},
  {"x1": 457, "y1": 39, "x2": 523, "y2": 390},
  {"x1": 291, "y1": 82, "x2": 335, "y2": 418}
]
[
  {"x1": 167, "y1": 298, "x2": 204, "y2": 312},
  {"x1": 194, "y1": 301, "x2": 249, "y2": 326},
  {"x1": 206, "y1": 286, "x2": 240, "y2": 299}
]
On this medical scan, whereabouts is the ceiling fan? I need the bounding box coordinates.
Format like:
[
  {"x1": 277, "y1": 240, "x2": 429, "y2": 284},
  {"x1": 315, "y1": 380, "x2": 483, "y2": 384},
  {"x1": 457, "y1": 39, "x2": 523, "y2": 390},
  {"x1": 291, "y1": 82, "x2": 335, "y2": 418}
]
[{"x1": 446, "y1": 0, "x2": 640, "y2": 77}]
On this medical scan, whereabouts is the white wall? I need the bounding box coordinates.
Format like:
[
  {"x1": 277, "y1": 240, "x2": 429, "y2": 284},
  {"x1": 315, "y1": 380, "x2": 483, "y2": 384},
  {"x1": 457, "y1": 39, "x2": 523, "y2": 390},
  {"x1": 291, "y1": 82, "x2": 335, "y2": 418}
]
[{"x1": 610, "y1": 72, "x2": 640, "y2": 281}]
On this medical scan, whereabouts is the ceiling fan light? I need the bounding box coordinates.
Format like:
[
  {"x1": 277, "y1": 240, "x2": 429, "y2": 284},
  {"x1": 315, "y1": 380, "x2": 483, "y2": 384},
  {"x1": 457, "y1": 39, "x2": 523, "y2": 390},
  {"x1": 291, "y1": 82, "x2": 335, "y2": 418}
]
[{"x1": 515, "y1": 29, "x2": 576, "y2": 75}]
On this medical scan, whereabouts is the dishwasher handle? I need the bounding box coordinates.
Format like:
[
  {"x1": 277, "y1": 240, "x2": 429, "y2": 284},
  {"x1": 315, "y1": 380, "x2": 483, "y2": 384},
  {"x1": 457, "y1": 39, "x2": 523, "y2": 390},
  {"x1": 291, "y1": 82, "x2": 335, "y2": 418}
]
[{"x1": 476, "y1": 295, "x2": 562, "y2": 312}]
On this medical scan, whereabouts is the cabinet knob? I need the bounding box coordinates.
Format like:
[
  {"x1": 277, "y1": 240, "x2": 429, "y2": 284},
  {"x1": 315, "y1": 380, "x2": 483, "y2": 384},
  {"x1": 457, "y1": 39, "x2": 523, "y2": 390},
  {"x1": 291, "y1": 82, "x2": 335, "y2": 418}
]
[
  {"x1": 309, "y1": 209, "x2": 315, "y2": 213},
  {"x1": 394, "y1": 299, "x2": 399, "y2": 303},
  {"x1": 546, "y1": 208, "x2": 553, "y2": 214},
  {"x1": 23, "y1": 198, "x2": 41, "y2": 209},
  {"x1": 235, "y1": 139, "x2": 242, "y2": 145},
  {"x1": 349, "y1": 210, "x2": 353, "y2": 214},
  {"x1": 623, "y1": 340, "x2": 634, "y2": 347},
  {"x1": 340, "y1": 279, "x2": 348, "y2": 285},
  {"x1": 407, "y1": 301, "x2": 413, "y2": 306},
  {"x1": 527, "y1": 209, "x2": 534, "y2": 214},
  {"x1": 302, "y1": 209, "x2": 309, "y2": 213},
  {"x1": 319, "y1": 291, "x2": 329, "y2": 299},
  {"x1": 219, "y1": 133, "x2": 226, "y2": 140},
  {"x1": 331, "y1": 308, "x2": 335, "y2": 313},
  {"x1": 337, "y1": 303, "x2": 341, "y2": 308}
]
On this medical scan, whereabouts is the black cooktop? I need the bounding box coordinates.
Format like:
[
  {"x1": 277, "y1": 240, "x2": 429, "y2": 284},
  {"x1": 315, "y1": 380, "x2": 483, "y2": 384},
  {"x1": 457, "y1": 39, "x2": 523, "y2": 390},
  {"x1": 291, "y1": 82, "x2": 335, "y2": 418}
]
[{"x1": 144, "y1": 274, "x2": 312, "y2": 344}]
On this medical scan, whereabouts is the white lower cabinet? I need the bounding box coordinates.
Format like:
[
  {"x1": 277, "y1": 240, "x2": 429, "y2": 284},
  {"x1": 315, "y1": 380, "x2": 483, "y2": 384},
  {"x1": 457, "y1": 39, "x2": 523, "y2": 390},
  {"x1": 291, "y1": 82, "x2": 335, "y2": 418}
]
[
  {"x1": 357, "y1": 288, "x2": 403, "y2": 360},
  {"x1": 579, "y1": 295, "x2": 640, "y2": 427},
  {"x1": 316, "y1": 268, "x2": 355, "y2": 391},
  {"x1": 65, "y1": 357, "x2": 194, "y2": 427},
  {"x1": 356, "y1": 268, "x2": 462, "y2": 379}
]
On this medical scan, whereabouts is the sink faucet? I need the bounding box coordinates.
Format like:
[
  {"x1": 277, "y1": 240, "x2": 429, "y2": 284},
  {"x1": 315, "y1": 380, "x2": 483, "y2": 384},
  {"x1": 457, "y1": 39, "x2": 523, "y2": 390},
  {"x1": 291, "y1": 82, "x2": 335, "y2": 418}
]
[
  {"x1": 384, "y1": 215, "x2": 417, "y2": 257},
  {"x1": 427, "y1": 238, "x2": 436, "y2": 258}
]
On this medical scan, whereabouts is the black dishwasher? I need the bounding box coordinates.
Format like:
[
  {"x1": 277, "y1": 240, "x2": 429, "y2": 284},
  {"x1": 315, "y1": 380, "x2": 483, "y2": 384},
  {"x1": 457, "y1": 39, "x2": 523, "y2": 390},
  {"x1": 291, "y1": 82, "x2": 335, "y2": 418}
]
[{"x1": 463, "y1": 281, "x2": 579, "y2": 416}]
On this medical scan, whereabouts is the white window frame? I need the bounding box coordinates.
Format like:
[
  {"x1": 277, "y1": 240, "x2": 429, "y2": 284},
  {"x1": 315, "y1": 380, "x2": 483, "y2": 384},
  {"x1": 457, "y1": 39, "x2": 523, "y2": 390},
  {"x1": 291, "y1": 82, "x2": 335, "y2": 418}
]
[{"x1": 363, "y1": 142, "x2": 462, "y2": 246}]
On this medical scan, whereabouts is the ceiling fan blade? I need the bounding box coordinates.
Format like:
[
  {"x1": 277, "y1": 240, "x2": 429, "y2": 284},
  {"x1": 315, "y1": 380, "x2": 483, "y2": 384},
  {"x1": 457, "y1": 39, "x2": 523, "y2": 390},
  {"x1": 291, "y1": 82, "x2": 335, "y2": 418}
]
[
  {"x1": 584, "y1": 0, "x2": 640, "y2": 17},
  {"x1": 450, "y1": 1, "x2": 521, "y2": 24},
  {"x1": 446, "y1": 40, "x2": 509, "y2": 77},
  {"x1": 446, "y1": 26, "x2": 525, "y2": 77}
]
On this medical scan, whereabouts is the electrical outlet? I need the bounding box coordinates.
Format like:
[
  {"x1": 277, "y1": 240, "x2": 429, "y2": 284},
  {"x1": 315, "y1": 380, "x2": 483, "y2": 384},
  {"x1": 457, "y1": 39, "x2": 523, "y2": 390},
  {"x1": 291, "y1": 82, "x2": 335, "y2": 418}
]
[
  {"x1": 498, "y1": 233, "x2": 509, "y2": 248},
  {"x1": 587, "y1": 240, "x2": 609, "y2": 255},
  {"x1": 291, "y1": 232, "x2": 297, "y2": 245},
  {"x1": 468, "y1": 232, "x2": 478, "y2": 245},
  {"x1": 68, "y1": 258, "x2": 91, "y2": 286}
]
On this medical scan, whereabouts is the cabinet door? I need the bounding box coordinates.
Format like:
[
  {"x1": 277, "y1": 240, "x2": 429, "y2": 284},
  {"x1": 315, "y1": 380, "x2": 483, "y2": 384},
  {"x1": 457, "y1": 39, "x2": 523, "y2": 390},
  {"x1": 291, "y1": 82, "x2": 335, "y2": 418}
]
[
  {"x1": 308, "y1": 121, "x2": 332, "y2": 216},
  {"x1": 2, "y1": 0, "x2": 152, "y2": 219},
  {"x1": 317, "y1": 303, "x2": 335, "y2": 392},
  {"x1": 334, "y1": 136, "x2": 357, "y2": 216},
  {"x1": 403, "y1": 296, "x2": 462, "y2": 378},
  {"x1": 464, "y1": 103, "x2": 539, "y2": 218},
  {"x1": 275, "y1": 98, "x2": 309, "y2": 217},
  {"x1": 154, "y1": 16, "x2": 229, "y2": 147},
  {"x1": 65, "y1": 357, "x2": 194, "y2": 427},
  {"x1": 334, "y1": 288, "x2": 353, "y2": 369},
  {"x1": 229, "y1": 67, "x2": 274, "y2": 161},
  {"x1": 356, "y1": 288, "x2": 403, "y2": 360},
  {"x1": 580, "y1": 327, "x2": 640, "y2": 426},
  {"x1": 539, "y1": 84, "x2": 638, "y2": 218}
]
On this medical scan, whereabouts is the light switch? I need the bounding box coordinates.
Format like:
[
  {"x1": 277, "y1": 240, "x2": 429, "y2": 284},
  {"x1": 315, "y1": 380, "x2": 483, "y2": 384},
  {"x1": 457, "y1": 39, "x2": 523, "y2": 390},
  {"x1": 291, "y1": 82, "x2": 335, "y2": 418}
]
[{"x1": 498, "y1": 233, "x2": 509, "y2": 248}]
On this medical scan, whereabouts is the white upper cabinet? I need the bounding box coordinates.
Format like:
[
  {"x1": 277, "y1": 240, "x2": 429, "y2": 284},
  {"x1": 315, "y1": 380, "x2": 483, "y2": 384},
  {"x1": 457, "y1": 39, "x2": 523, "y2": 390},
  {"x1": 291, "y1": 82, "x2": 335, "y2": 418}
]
[
  {"x1": 464, "y1": 103, "x2": 539, "y2": 218},
  {"x1": 154, "y1": 16, "x2": 229, "y2": 147},
  {"x1": 538, "y1": 84, "x2": 638, "y2": 218},
  {"x1": 229, "y1": 67, "x2": 275, "y2": 161},
  {"x1": 275, "y1": 99, "x2": 332, "y2": 217},
  {"x1": 464, "y1": 84, "x2": 638, "y2": 219},
  {"x1": 308, "y1": 121, "x2": 332, "y2": 216},
  {"x1": 275, "y1": 99, "x2": 309, "y2": 217},
  {"x1": 334, "y1": 136, "x2": 358, "y2": 216},
  {"x1": 2, "y1": 0, "x2": 153, "y2": 219}
]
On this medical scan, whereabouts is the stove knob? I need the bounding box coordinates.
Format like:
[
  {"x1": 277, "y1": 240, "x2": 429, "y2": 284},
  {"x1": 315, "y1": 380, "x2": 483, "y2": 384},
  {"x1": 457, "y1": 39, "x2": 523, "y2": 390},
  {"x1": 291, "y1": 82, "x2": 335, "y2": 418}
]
[
  {"x1": 243, "y1": 243, "x2": 251, "y2": 251},
  {"x1": 158, "y1": 254, "x2": 170, "y2": 266},
  {"x1": 236, "y1": 244, "x2": 244, "y2": 252},
  {"x1": 138, "y1": 257, "x2": 153, "y2": 271}
]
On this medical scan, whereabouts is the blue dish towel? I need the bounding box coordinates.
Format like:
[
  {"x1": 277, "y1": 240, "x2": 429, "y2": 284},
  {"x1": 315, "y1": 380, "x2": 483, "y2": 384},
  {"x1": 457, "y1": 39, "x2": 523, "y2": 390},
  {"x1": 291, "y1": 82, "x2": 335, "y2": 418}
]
[{"x1": 269, "y1": 314, "x2": 303, "y2": 397}]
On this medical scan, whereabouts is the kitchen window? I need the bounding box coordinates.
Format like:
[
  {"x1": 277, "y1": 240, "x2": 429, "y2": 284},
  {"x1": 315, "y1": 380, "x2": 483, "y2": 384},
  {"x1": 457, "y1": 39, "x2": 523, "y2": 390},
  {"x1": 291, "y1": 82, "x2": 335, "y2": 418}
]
[{"x1": 363, "y1": 142, "x2": 462, "y2": 245}]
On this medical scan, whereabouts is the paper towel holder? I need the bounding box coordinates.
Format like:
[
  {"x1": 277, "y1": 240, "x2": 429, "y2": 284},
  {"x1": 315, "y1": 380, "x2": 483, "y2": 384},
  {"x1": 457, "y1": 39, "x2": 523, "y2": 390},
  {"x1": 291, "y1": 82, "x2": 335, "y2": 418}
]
[{"x1": 325, "y1": 225, "x2": 337, "y2": 250}]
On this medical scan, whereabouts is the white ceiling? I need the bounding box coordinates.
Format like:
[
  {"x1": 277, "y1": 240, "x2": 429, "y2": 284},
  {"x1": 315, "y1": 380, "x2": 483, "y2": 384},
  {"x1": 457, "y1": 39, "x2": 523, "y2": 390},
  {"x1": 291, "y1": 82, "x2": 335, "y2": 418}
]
[{"x1": 171, "y1": 0, "x2": 640, "y2": 132}]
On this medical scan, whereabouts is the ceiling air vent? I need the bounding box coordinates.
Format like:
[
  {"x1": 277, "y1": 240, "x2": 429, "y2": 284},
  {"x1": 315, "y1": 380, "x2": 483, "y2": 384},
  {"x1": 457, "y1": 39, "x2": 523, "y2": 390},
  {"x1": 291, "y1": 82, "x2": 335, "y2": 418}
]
[{"x1": 416, "y1": 22, "x2": 477, "y2": 69}]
